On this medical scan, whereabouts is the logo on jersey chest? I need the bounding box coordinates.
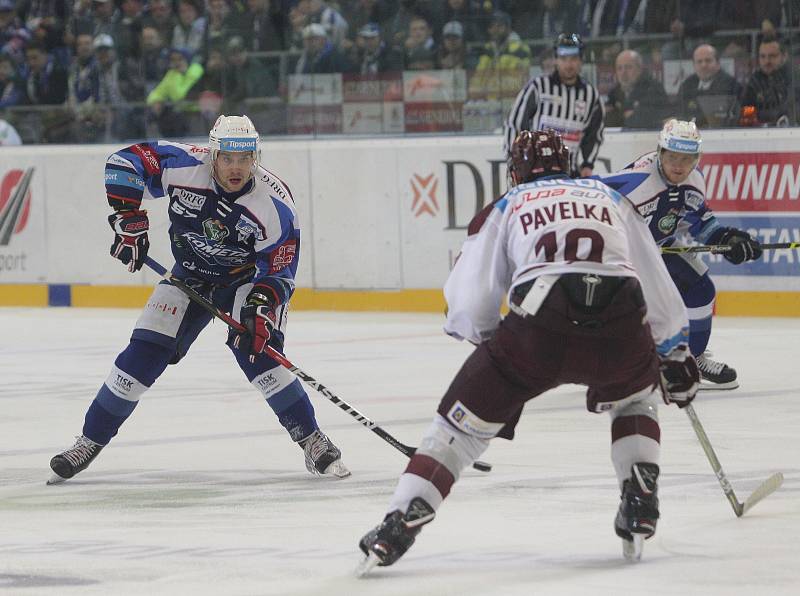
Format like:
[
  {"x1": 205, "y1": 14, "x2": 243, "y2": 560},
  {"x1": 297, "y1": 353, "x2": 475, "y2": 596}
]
[
  {"x1": 684, "y1": 190, "x2": 703, "y2": 210},
  {"x1": 638, "y1": 198, "x2": 659, "y2": 217},
  {"x1": 657, "y1": 212, "x2": 679, "y2": 235},
  {"x1": 202, "y1": 218, "x2": 229, "y2": 242},
  {"x1": 169, "y1": 186, "x2": 208, "y2": 218},
  {"x1": 235, "y1": 213, "x2": 265, "y2": 243}
]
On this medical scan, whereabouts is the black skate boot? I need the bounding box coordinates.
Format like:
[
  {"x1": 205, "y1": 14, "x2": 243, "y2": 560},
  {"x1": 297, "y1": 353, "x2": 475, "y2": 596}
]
[
  {"x1": 697, "y1": 353, "x2": 738, "y2": 390},
  {"x1": 615, "y1": 462, "x2": 660, "y2": 561},
  {"x1": 357, "y1": 497, "x2": 436, "y2": 576},
  {"x1": 48, "y1": 435, "x2": 104, "y2": 485},
  {"x1": 298, "y1": 430, "x2": 350, "y2": 478}
]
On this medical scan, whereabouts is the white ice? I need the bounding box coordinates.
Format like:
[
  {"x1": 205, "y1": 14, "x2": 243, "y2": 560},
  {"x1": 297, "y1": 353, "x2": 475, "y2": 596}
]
[{"x1": 0, "y1": 308, "x2": 797, "y2": 595}]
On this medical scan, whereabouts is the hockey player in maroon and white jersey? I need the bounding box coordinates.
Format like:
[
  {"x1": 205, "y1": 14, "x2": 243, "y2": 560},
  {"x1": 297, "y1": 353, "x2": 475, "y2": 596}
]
[{"x1": 357, "y1": 130, "x2": 700, "y2": 571}]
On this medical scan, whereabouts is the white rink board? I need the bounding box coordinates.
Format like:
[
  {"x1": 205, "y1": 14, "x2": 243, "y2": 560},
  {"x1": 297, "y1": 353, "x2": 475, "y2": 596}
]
[{"x1": 0, "y1": 128, "x2": 798, "y2": 290}]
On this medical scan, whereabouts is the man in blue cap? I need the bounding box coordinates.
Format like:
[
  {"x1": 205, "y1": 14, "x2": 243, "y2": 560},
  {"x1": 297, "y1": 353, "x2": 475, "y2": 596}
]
[{"x1": 504, "y1": 32, "x2": 605, "y2": 178}]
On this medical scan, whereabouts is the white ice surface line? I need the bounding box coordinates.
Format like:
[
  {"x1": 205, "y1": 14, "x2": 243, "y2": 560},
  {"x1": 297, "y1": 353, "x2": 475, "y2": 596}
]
[{"x1": 0, "y1": 310, "x2": 797, "y2": 595}]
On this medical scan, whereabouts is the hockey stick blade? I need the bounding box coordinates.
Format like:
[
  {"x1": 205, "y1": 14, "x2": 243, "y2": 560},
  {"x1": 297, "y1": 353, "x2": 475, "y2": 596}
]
[
  {"x1": 740, "y1": 472, "x2": 784, "y2": 516},
  {"x1": 143, "y1": 257, "x2": 493, "y2": 473}
]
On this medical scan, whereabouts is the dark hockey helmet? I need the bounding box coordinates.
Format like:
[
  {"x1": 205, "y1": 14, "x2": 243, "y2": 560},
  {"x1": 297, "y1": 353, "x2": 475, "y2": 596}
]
[
  {"x1": 554, "y1": 32, "x2": 584, "y2": 58},
  {"x1": 508, "y1": 130, "x2": 570, "y2": 186}
]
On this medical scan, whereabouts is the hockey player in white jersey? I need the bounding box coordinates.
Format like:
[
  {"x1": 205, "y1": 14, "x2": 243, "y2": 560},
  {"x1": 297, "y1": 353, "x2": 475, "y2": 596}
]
[
  {"x1": 49, "y1": 115, "x2": 349, "y2": 483},
  {"x1": 357, "y1": 130, "x2": 699, "y2": 571},
  {"x1": 598, "y1": 119, "x2": 762, "y2": 389}
]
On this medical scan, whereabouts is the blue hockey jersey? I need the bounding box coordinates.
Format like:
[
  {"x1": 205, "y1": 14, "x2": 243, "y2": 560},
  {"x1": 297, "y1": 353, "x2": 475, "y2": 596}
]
[
  {"x1": 598, "y1": 151, "x2": 723, "y2": 247},
  {"x1": 104, "y1": 140, "x2": 299, "y2": 305}
]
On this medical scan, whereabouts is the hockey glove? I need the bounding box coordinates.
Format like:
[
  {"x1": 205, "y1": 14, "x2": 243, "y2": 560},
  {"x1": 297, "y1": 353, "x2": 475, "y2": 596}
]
[
  {"x1": 108, "y1": 209, "x2": 149, "y2": 272},
  {"x1": 234, "y1": 288, "x2": 277, "y2": 357},
  {"x1": 717, "y1": 228, "x2": 762, "y2": 265},
  {"x1": 659, "y1": 347, "x2": 700, "y2": 408}
]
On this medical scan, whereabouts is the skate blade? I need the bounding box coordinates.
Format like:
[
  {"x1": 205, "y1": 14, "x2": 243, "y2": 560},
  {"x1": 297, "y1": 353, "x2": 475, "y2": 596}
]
[
  {"x1": 355, "y1": 552, "x2": 381, "y2": 578},
  {"x1": 622, "y1": 534, "x2": 644, "y2": 561},
  {"x1": 698, "y1": 379, "x2": 739, "y2": 391},
  {"x1": 46, "y1": 473, "x2": 67, "y2": 485},
  {"x1": 322, "y1": 459, "x2": 351, "y2": 478}
]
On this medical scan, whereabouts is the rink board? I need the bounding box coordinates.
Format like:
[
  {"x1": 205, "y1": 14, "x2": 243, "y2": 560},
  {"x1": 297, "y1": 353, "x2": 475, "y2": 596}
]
[{"x1": 1, "y1": 129, "x2": 798, "y2": 314}]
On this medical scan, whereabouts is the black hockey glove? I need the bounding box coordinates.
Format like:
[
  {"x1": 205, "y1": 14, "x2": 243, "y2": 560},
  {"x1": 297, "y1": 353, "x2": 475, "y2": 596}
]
[
  {"x1": 108, "y1": 209, "x2": 149, "y2": 272},
  {"x1": 234, "y1": 287, "x2": 277, "y2": 357},
  {"x1": 659, "y1": 347, "x2": 700, "y2": 408},
  {"x1": 716, "y1": 228, "x2": 762, "y2": 265}
]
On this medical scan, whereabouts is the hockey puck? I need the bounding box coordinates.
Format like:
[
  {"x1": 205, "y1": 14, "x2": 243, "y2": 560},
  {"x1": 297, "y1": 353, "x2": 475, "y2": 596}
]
[{"x1": 473, "y1": 460, "x2": 492, "y2": 472}]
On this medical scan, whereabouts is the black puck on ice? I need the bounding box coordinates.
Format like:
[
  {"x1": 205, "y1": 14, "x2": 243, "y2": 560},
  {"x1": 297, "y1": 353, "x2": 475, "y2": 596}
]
[{"x1": 473, "y1": 460, "x2": 492, "y2": 472}]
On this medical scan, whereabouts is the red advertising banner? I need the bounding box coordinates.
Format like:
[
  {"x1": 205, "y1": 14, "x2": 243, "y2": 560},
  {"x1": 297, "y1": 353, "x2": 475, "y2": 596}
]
[
  {"x1": 700, "y1": 152, "x2": 800, "y2": 212},
  {"x1": 404, "y1": 102, "x2": 463, "y2": 133}
]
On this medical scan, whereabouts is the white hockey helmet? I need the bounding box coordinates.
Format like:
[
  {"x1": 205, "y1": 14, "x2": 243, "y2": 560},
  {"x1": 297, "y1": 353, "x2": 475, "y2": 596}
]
[
  {"x1": 657, "y1": 118, "x2": 702, "y2": 155},
  {"x1": 208, "y1": 114, "x2": 261, "y2": 168}
]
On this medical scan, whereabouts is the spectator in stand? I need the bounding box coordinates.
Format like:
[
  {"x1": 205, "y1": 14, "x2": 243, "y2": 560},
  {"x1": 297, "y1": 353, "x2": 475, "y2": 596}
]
[
  {"x1": 475, "y1": 11, "x2": 531, "y2": 73},
  {"x1": 438, "y1": 20, "x2": 476, "y2": 70},
  {"x1": 227, "y1": 0, "x2": 286, "y2": 52},
  {"x1": 387, "y1": 0, "x2": 440, "y2": 51},
  {"x1": 1, "y1": 0, "x2": 31, "y2": 67},
  {"x1": 676, "y1": 44, "x2": 741, "y2": 128},
  {"x1": 403, "y1": 15, "x2": 435, "y2": 70},
  {"x1": 534, "y1": 0, "x2": 583, "y2": 40},
  {"x1": 442, "y1": 0, "x2": 483, "y2": 43},
  {"x1": 605, "y1": 49, "x2": 669, "y2": 129},
  {"x1": 0, "y1": 53, "x2": 23, "y2": 108},
  {"x1": 294, "y1": 22, "x2": 350, "y2": 74},
  {"x1": 580, "y1": 0, "x2": 646, "y2": 37},
  {"x1": 94, "y1": 33, "x2": 134, "y2": 141},
  {"x1": 196, "y1": 43, "x2": 224, "y2": 127},
  {"x1": 142, "y1": 0, "x2": 176, "y2": 47},
  {"x1": 352, "y1": 22, "x2": 403, "y2": 74},
  {"x1": 136, "y1": 25, "x2": 169, "y2": 96},
  {"x1": 298, "y1": 0, "x2": 349, "y2": 48},
  {"x1": 342, "y1": 0, "x2": 395, "y2": 45},
  {"x1": 740, "y1": 34, "x2": 795, "y2": 126},
  {"x1": 22, "y1": 41, "x2": 68, "y2": 105},
  {"x1": 67, "y1": 0, "x2": 95, "y2": 46},
  {"x1": 203, "y1": 0, "x2": 230, "y2": 59},
  {"x1": 69, "y1": 32, "x2": 103, "y2": 142},
  {"x1": 91, "y1": 0, "x2": 117, "y2": 38},
  {"x1": 287, "y1": 5, "x2": 308, "y2": 51},
  {"x1": 147, "y1": 47, "x2": 204, "y2": 137},
  {"x1": 173, "y1": 0, "x2": 206, "y2": 57},
  {"x1": 17, "y1": 0, "x2": 69, "y2": 52},
  {"x1": 112, "y1": 0, "x2": 144, "y2": 61},
  {"x1": 223, "y1": 35, "x2": 277, "y2": 112}
]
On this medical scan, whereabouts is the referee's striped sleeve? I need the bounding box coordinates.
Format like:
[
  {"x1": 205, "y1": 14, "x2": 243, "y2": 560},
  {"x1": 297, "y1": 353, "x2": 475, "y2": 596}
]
[
  {"x1": 579, "y1": 87, "x2": 605, "y2": 169},
  {"x1": 503, "y1": 79, "x2": 539, "y2": 156}
]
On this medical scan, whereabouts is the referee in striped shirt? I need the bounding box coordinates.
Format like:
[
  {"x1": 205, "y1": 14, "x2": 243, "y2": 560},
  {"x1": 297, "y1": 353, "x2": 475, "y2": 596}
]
[{"x1": 503, "y1": 33, "x2": 604, "y2": 177}]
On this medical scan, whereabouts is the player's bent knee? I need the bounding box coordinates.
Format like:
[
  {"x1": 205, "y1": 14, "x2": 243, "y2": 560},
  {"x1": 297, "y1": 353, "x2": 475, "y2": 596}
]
[{"x1": 416, "y1": 415, "x2": 490, "y2": 479}]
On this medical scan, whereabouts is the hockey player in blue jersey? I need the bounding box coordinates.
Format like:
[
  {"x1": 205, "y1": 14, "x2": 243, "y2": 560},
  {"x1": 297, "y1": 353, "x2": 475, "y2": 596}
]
[
  {"x1": 48, "y1": 115, "x2": 350, "y2": 483},
  {"x1": 598, "y1": 119, "x2": 762, "y2": 389}
]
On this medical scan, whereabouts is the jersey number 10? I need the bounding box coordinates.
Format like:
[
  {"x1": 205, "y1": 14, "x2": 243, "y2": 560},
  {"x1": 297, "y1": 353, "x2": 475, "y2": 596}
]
[{"x1": 535, "y1": 228, "x2": 605, "y2": 262}]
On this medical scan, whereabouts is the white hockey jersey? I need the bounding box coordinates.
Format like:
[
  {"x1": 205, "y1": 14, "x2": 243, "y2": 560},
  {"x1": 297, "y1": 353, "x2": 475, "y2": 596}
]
[{"x1": 443, "y1": 175, "x2": 689, "y2": 354}]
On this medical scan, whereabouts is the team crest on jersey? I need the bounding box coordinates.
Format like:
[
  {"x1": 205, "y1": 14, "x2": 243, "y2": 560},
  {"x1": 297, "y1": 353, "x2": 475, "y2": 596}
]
[
  {"x1": 657, "y1": 212, "x2": 679, "y2": 235},
  {"x1": 684, "y1": 190, "x2": 703, "y2": 210},
  {"x1": 235, "y1": 213, "x2": 265, "y2": 243},
  {"x1": 202, "y1": 218, "x2": 229, "y2": 242}
]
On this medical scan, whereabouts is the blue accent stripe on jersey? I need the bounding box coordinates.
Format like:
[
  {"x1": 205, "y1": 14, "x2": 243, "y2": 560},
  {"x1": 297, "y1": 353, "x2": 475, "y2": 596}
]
[
  {"x1": 656, "y1": 329, "x2": 689, "y2": 356},
  {"x1": 495, "y1": 197, "x2": 508, "y2": 212},
  {"x1": 696, "y1": 219, "x2": 722, "y2": 244},
  {"x1": 597, "y1": 172, "x2": 650, "y2": 197}
]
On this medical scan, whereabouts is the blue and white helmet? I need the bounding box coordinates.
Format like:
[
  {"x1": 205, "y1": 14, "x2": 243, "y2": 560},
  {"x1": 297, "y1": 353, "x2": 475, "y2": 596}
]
[
  {"x1": 658, "y1": 118, "x2": 702, "y2": 155},
  {"x1": 209, "y1": 114, "x2": 261, "y2": 169}
]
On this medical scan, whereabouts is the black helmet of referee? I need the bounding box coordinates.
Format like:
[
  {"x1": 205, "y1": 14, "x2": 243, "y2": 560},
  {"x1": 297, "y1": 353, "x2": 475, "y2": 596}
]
[{"x1": 554, "y1": 33, "x2": 584, "y2": 58}]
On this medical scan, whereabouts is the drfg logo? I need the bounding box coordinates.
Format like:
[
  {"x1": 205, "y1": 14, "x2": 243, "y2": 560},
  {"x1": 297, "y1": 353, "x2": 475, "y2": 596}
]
[{"x1": 0, "y1": 168, "x2": 34, "y2": 246}]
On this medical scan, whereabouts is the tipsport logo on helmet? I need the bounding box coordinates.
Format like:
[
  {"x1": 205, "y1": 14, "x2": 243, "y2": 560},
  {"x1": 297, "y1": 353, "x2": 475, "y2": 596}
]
[
  {"x1": 219, "y1": 138, "x2": 257, "y2": 152},
  {"x1": 666, "y1": 138, "x2": 700, "y2": 153},
  {"x1": 0, "y1": 168, "x2": 33, "y2": 247}
]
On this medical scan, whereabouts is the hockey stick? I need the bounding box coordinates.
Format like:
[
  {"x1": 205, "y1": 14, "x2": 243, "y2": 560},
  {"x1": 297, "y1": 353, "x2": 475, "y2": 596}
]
[
  {"x1": 661, "y1": 242, "x2": 799, "y2": 255},
  {"x1": 684, "y1": 404, "x2": 783, "y2": 517},
  {"x1": 143, "y1": 256, "x2": 492, "y2": 472}
]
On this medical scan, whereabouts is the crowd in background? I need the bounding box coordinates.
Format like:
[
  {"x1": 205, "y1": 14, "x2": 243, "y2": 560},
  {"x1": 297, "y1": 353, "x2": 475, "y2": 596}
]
[{"x1": 1, "y1": 0, "x2": 799, "y2": 144}]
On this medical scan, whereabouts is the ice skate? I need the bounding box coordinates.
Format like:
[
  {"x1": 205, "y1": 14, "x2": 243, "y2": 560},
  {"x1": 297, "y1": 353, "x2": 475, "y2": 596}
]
[
  {"x1": 48, "y1": 435, "x2": 104, "y2": 485},
  {"x1": 357, "y1": 497, "x2": 435, "y2": 576},
  {"x1": 697, "y1": 352, "x2": 738, "y2": 390},
  {"x1": 615, "y1": 462, "x2": 660, "y2": 561},
  {"x1": 298, "y1": 430, "x2": 350, "y2": 478}
]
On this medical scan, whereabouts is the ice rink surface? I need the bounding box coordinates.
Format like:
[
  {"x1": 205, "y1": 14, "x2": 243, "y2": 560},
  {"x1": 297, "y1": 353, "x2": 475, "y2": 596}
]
[{"x1": 0, "y1": 308, "x2": 797, "y2": 595}]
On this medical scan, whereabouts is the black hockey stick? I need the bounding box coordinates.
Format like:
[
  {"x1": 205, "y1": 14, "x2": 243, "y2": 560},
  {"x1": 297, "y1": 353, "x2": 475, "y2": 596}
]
[
  {"x1": 684, "y1": 404, "x2": 783, "y2": 517},
  {"x1": 144, "y1": 256, "x2": 492, "y2": 472},
  {"x1": 661, "y1": 242, "x2": 799, "y2": 255}
]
